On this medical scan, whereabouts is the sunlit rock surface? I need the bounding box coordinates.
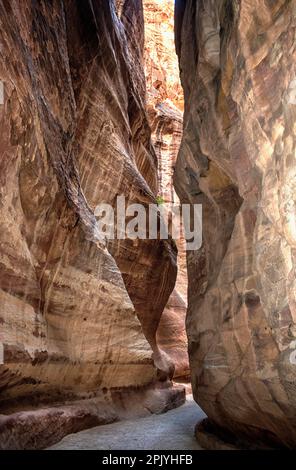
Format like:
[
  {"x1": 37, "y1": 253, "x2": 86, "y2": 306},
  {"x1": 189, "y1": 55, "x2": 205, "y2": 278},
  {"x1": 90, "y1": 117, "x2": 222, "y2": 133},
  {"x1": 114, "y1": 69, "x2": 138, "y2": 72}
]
[
  {"x1": 144, "y1": 0, "x2": 184, "y2": 112},
  {"x1": 175, "y1": 0, "x2": 296, "y2": 447},
  {"x1": 144, "y1": 0, "x2": 189, "y2": 378},
  {"x1": 0, "y1": 0, "x2": 179, "y2": 421}
]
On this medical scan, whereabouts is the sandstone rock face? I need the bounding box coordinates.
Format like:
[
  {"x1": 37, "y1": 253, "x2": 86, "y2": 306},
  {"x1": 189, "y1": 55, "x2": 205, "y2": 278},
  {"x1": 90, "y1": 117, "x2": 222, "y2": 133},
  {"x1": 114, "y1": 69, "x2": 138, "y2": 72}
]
[
  {"x1": 143, "y1": 0, "x2": 189, "y2": 378},
  {"x1": 175, "y1": 0, "x2": 296, "y2": 447},
  {"x1": 0, "y1": 0, "x2": 177, "y2": 413}
]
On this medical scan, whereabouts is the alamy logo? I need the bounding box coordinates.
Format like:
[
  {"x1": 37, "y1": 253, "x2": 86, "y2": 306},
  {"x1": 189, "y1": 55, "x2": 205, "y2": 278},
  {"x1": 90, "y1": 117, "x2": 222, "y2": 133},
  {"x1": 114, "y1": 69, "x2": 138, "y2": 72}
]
[{"x1": 94, "y1": 195, "x2": 202, "y2": 251}]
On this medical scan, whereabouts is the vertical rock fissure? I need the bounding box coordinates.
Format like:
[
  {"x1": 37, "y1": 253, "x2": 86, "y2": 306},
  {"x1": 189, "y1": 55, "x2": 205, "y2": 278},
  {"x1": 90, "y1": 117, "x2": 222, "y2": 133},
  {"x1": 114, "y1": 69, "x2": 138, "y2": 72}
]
[{"x1": 143, "y1": 0, "x2": 190, "y2": 381}]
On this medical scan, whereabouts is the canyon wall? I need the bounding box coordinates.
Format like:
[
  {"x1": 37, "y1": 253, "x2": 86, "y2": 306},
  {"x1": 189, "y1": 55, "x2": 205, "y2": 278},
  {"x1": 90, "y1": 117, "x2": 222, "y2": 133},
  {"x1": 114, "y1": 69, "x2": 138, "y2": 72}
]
[
  {"x1": 175, "y1": 0, "x2": 296, "y2": 447},
  {"x1": 144, "y1": 0, "x2": 189, "y2": 378},
  {"x1": 0, "y1": 0, "x2": 179, "y2": 422}
]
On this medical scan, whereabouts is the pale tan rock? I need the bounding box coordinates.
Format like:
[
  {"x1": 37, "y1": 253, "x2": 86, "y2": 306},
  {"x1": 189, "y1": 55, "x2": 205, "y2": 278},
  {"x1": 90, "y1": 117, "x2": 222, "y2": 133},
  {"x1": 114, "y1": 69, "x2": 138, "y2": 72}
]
[
  {"x1": 143, "y1": 0, "x2": 189, "y2": 378},
  {"x1": 0, "y1": 0, "x2": 177, "y2": 410},
  {"x1": 144, "y1": 0, "x2": 184, "y2": 112},
  {"x1": 175, "y1": 0, "x2": 296, "y2": 447}
]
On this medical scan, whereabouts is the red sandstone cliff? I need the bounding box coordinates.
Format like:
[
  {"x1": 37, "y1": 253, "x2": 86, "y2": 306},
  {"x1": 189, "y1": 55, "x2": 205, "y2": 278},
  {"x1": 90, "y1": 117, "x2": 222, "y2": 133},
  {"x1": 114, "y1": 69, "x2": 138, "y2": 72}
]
[{"x1": 0, "y1": 0, "x2": 183, "y2": 448}]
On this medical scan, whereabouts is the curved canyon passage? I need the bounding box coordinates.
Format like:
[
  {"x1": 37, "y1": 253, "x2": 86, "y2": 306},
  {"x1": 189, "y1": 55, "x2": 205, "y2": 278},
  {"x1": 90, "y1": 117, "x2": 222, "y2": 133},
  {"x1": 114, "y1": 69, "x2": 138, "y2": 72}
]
[{"x1": 1, "y1": 0, "x2": 296, "y2": 451}]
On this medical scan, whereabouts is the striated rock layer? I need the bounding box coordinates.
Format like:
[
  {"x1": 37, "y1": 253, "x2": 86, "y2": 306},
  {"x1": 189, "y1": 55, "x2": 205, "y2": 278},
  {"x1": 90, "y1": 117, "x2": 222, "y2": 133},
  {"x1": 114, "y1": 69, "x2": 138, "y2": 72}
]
[
  {"x1": 0, "y1": 0, "x2": 178, "y2": 425},
  {"x1": 175, "y1": 0, "x2": 296, "y2": 447},
  {"x1": 144, "y1": 0, "x2": 189, "y2": 378}
]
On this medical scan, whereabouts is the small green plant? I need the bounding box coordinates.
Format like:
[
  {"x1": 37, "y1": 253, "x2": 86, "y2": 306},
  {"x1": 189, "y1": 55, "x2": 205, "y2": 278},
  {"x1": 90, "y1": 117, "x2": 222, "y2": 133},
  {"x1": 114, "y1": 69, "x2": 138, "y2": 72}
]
[{"x1": 156, "y1": 195, "x2": 165, "y2": 205}]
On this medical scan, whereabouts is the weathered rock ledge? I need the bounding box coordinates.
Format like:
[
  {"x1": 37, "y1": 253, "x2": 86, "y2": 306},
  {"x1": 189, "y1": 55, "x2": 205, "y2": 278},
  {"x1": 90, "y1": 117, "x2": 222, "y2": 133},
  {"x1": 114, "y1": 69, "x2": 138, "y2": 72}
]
[
  {"x1": 175, "y1": 0, "x2": 296, "y2": 448},
  {"x1": 0, "y1": 383, "x2": 185, "y2": 450}
]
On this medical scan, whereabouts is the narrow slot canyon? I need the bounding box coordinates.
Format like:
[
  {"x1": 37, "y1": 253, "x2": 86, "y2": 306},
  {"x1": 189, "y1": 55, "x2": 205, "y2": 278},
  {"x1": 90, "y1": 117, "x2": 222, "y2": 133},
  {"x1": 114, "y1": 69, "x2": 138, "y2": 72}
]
[{"x1": 0, "y1": 0, "x2": 296, "y2": 453}]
